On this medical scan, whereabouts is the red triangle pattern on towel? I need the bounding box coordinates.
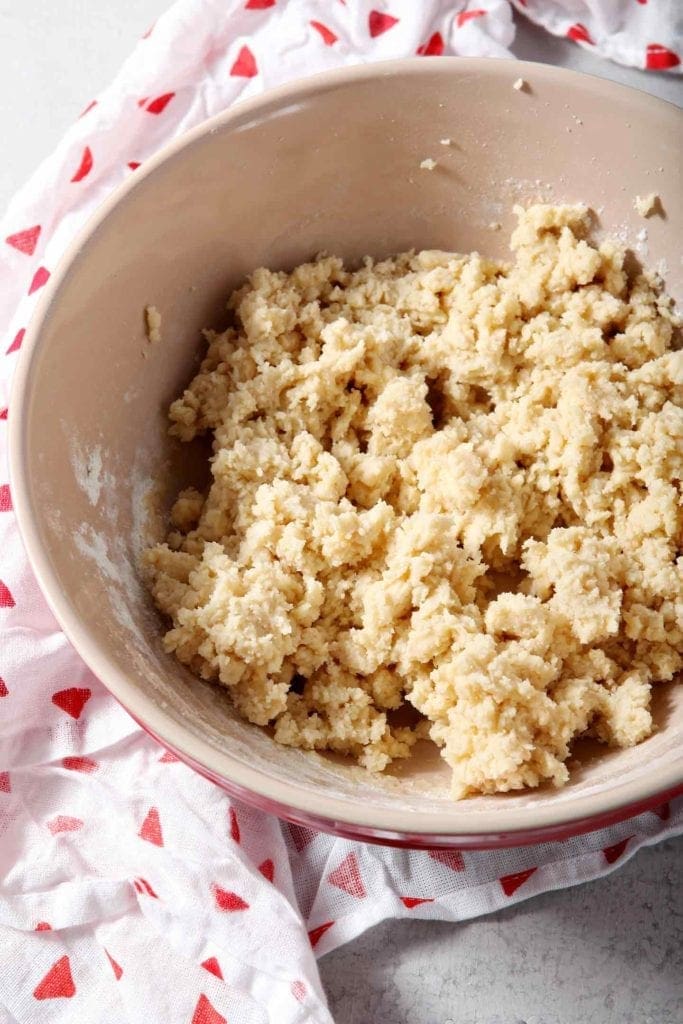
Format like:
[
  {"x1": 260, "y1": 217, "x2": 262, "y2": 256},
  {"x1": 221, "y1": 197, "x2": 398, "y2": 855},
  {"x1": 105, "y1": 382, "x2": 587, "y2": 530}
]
[
  {"x1": 213, "y1": 885, "x2": 249, "y2": 911},
  {"x1": 308, "y1": 920, "x2": 335, "y2": 948},
  {"x1": 28, "y1": 267, "x2": 50, "y2": 294},
  {"x1": 139, "y1": 807, "x2": 164, "y2": 846},
  {"x1": 645, "y1": 43, "x2": 680, "y2": 70},
  {"x1": 0, "y1": 678, "x2": 7, "y2": 697},
  {"x1": 48, "y1": 815, "x2": 83, "y2": 835},
  {"x1": 400, "y1": 896, "x2": 434, "y2": 909},
  {"x1": 327, "y1": 851, "x2": 366, "y2": 898},
  {"x1": 456, "y1": 9, "x2": 486, "y2": 27},
  {"x1": 0, "y1": 484, "x2": 11, "y2": 511},
  {"x1": 258, "y1": 858, "x2": 274, "y2": 882},
  {"x1": 62, "y1": 756, "x2": 98, "y2": 773},
  {"x1": 106, "y1": 950, "x2": 123, "y2": 980},
  {"x1": 71, "y1": 147, "x2": 93, "y2": 183},
  {"x1": 368, "y1": 10, "x2": 398, "y2": 37},
  {"x1": 602, "y1": 836, "x2": 633, "y2": 864},
  {"x1": 51, "y1": 687, "x2": 91, "y2": 720},
  {"x1": 33, "y1": 956, "x2": 76, "y2": 1000},
  {"x1": 6, "y1": 329, "x2": 24, "y2": 354},
  {"x1": 288, "y1": 822, "x2": 316, "y2": 852},
  {"x1": 428, "y1": 848, "x2": 465, "y2": 872},
  {"x1": 5, "y1": 225, "x2": 41, "y2": 255},
  {"x1": 499, "y1": 867, "x2": 537, "y2": 897},
  {"x1": 145, "y1": 93, "x2": 176, "y2": 115},
  {"x1": 567, "y1": 23, "x2": 593, "y2": 45},
  {"x1": 310, "y1": 20, "x2": 338, "y2": 46},
  {"x1": 201, "y1": 957, "x2": 223, "y2": 980},
  {"x1": 0, "y1": 772, "x2": 10, "y2": 793},
  {"x1": 191, "y1": 994, "x2": 226, "y2": 1024},
  {"x1": 417, "y1": 31, "x2": 444, "y2": 56},
  {"x1": 229, "y1": 807, "x2": 240, "y2": 843},
  {"x1": 230, "y1": 45, "x2": 257, "y2": 77}
]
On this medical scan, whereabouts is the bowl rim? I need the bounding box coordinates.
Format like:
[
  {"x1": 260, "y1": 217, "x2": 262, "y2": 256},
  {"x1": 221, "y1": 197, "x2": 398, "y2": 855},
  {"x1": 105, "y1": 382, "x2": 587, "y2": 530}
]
[{"x1": 9, "y1": 56, "x2": 683, "y2": 843}]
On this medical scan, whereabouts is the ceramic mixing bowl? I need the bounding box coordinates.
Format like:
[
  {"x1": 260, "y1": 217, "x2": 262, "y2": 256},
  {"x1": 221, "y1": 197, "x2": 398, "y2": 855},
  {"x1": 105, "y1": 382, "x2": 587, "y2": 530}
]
[{"x1": 10, "y1": 58, "x2": 683, "y2": 847}]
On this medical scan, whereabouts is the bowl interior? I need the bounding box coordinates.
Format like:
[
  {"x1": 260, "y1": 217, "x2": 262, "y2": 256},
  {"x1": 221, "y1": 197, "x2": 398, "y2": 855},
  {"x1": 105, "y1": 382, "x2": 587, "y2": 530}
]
[{"x1": 14, "y1": 60, "x2": 683, "y2": 838}]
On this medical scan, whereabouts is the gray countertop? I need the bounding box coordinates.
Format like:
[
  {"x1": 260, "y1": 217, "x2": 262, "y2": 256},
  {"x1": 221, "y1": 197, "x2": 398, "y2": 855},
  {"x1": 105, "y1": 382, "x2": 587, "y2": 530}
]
[{"x1": 1, "y1": 4, "x2": 681, "y2": 1022}]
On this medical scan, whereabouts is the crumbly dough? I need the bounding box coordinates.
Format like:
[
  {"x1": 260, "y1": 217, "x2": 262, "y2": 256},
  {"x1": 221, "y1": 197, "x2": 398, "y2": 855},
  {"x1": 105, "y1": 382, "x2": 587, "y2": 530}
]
[
  {"x1": 634, "y1": 193, "x2": 659, "y2": 218},
  {"x1": 145, "y1": 305, "x2": 162, "y2": 343},
  {"x1": 420, "y1": 158, "x2": 437, "y2": 171},
  {"x1": 144, "y1": 204, "x2": 683, "y2": 799}
]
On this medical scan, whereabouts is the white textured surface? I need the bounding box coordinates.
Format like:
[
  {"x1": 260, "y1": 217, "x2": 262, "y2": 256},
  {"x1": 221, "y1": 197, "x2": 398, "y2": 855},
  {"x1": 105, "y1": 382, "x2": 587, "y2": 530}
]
[{"x1": 0, "y1": 4, "x2": 681, "y2": 1023}]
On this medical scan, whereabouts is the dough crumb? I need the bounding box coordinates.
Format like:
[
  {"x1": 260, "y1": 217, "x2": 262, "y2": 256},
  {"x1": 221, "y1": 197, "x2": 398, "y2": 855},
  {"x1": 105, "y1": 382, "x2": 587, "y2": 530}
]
[
  {"x1": 634, "y1": 193, "x2": 659, "y2": 218},
  {"x1": 439, "y1": 138, "x2": 452, "y2": 146},
  {"x1": 488, "y1": 221, "x2": 502, "y2": 231},
  {"x1": 513, "y1": 77, "x2": 527, "y2": 91},
  {"x1": 144, "y1": 203, "x2": 683, "y2": 800},
  {"x1": 420, "y1": 158, "x2": 437, "y2": 171},
  {"x1": 145, "y1": 305, "x2": 162, "y2": 343}
]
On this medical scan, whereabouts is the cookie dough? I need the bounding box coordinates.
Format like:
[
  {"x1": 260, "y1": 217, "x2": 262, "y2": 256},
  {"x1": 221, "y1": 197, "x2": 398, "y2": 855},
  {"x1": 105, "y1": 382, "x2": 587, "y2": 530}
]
[{"x1": 144, "y1": 204, "x2": 683, "y2": 799}]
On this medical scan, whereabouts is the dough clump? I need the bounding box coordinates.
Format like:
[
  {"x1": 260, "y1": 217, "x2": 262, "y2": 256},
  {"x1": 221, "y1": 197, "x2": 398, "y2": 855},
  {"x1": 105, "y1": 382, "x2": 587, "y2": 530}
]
[{"x1": 144, "y1": 204, "x2": 683, "y2": 798}]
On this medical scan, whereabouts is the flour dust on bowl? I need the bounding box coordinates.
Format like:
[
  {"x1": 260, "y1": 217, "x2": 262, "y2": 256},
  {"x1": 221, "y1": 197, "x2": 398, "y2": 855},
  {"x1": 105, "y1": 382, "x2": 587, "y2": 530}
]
[{"x1": 9, "y1": 59, "x2": 683, "y2": 847}]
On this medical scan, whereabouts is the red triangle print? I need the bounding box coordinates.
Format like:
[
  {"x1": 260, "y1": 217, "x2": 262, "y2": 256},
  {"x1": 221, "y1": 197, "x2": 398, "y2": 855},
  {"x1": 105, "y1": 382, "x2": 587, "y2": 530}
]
[
  {"x1": 33, "y1": 956, "x2": 76, "y2": 1000},
  {"x1": 310, "y1": 20, "x2": 338, "y2": 46},
  {"x1": 499, "y1": 866, "x2": 537, "y2": 897},
  {"x1": 602, "y1": 836, "x2": 633, "y2": 865},
  {"x1": 230, "y1": 45, "x2": 257, "y2": 78},
  {"x1": 71, "y1": 146, "x2": 93, "y2": 183},
  {"x1": 139, "y1": 807, "x2": 164, "y2": 846},
  {"x1": 0, "y1": 581, "x2": 15, "y2": 608},
  {"x1": 7, "y1": 329, "x2": 25, "y2": 354},
  {"x1": 567, "y1": 23, "x2": 593, "y2": 45},
  {"x1": 654, "y1": 802, "x2": 671, "y2": 821},
  {"x1": 291, "y1": 980, "x2": 306, "y2": 1002},
  {"x1": 0, "y1": 772, "x2": 11, "y2": 793},
  {"x1": 62, "y1": 756, "x2": 98, "y2": 773},
  {"x1": 137, "y1": 97, "x2": 148, "y2": 108},
  {"x1": 456, "y1": 9, "x2": 486, "y2": 28},
  {"x1": 288, "y1": 823, "x2": 316, "y2": 852},
  {"x1": 308, "y1": 920, "x2": 334, "y2": 947},
  {"x1": 146, "y1": 93, "x2": 176, "y2": 115},
  {"x1": 368, "y1": 10, "x2": 399, "y2": 37},
  {"x1": 134, "y1": 877, "x2": 158, "y2": 898},
  {"x1": 201, "y1": 957, "x2": 223, "y2": 980},
  {"x1": 645, "y1": 44, "x2": 680, "y2": 70},
  {"x1": 0, "y1": 678, "x2": 7, "y2": 697},
  {"x1": 417, "y1": 31, "x2": 444, "y2": 56},
  {"x1": 52, "y1": 687, "x2": 92, "y2": 720},
  {"x1": 0, "y1": 484, "x2": 12, "y2": 511},
  {"x1": 106, "y1": 950, "x2": 123, "y2": 980},
  {"x1": 48, "y1": 815, "x2": 83, "y2": 835},
  {"x1": 0, "y1": 407, "x2": 7, "y2": 420},
  {"x1": 5, "y1": 225, "x2": 41, "y2": 255},
  {"x1": 213, "y1": 885, "x2": 249, "y2": 911},
  {"x1": 127, "y1": 161, "x2": 141, "y2": 171},
  {"x1": 159, "y1": 748, "x2": 180, "y2": 762},
  {"x1": 400, "y1": 896, "x2": 434, "y2": 909},
  {"x1": 245, "y1": 0, "x2": 275, "y2": 7},
  {"x1": 28, "y1": 266, "x2": 50, "y2": 295},
  {"x1": 191, "y1": 994, "x2": 226, "y2": 1024},
  {"x1": 428, "y1": 849, "x2": 464, "y2": 872},
  {"x1": 258, "y1": 858, "x2": 274, "y2": 882},
  {"x1": 229, "y1": 806, "x2": 240, "y2": 843},
  {"x1": 327, "y1": 852, "x2": 366, "y2": 898},
  {"x1": 79, "y1": 99, "x2": 97, "y2": 118},
  {"x1": 35, "y1": 922, "x2": 52, "y2": 931}
]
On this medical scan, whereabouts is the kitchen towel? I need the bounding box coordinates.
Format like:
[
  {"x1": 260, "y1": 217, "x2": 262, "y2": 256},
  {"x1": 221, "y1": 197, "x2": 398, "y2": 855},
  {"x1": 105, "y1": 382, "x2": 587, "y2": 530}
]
[{"x1": 1, "y1": 3, "x2": 681, "y2": 1023}]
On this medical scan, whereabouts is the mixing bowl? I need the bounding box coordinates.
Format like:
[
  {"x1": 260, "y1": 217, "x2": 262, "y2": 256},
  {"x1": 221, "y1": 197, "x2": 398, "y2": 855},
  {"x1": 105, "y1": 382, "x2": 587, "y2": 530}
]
[{"x1": 10, "y1": 58, "x2": 683, "y2": 848}]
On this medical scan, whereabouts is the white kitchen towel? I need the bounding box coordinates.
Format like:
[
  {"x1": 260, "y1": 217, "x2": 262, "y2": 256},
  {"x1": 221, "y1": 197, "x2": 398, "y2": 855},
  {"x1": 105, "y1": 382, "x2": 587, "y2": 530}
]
[{"x1": 0, "y1": 3, "x2": 681, "y2": 1023}]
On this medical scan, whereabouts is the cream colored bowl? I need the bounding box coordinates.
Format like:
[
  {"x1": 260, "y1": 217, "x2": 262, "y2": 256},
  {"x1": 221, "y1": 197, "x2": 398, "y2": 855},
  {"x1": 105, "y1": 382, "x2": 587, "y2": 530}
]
[{"x1": 10, "y1": 59, "x2": 683, "y2": 847}]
